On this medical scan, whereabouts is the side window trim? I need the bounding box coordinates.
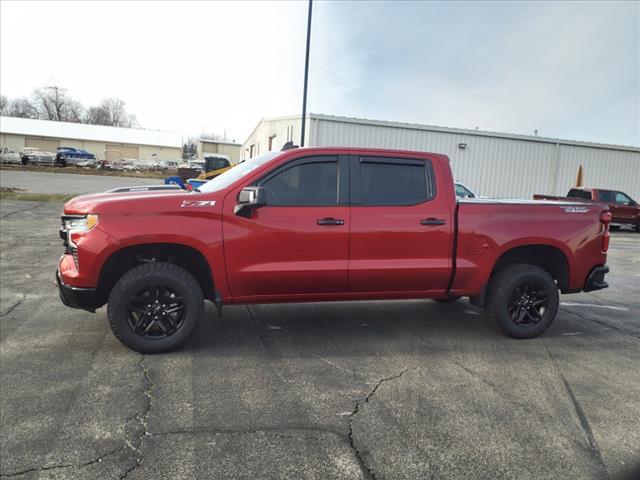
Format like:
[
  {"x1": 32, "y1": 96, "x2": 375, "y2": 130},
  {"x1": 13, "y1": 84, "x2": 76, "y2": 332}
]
[
  {"x1": 254, "y1": 155, "x2": 347, "y2": 207},
  {"x1": 350, "y1": 155, "x2": 437, "y2": 206}
]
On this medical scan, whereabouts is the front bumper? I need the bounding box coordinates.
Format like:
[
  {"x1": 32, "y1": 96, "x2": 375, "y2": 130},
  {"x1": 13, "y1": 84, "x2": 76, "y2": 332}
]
[
  {"x1": 56, "y1": 269, "x2": 97, "y2": 312},
  {"x1": 583, "y1": 265, "x2": 609, "y2": 292}
]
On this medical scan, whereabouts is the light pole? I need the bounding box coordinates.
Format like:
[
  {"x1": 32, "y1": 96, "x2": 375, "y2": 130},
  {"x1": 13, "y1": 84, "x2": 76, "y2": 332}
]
[{"x1": 300, "y1": 0, "x2": 312, "y2": 147}]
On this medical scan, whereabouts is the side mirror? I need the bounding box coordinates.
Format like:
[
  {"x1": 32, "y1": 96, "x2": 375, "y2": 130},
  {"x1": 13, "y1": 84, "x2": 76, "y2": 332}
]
[{"x1": 234, "y1": 186, "x2": 266, "y2": 217}]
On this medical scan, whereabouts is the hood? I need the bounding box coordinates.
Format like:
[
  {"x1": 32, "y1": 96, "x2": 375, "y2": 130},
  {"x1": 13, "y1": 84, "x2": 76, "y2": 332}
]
[{"x1": 64, "y1": 189, "x2": 224, "y2": 215}]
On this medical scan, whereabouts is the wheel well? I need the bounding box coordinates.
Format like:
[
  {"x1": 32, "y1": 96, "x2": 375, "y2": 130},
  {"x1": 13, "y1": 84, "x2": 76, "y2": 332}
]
[
  {"x1": 491, "y1": 245, "x2": 570, "y2": 292},
  {"x1": 95, "y1": 243, "x2": 215, "y2": 307}
]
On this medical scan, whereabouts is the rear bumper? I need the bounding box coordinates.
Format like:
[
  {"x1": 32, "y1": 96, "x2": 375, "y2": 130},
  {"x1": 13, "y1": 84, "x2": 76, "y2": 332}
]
[
  {"x1": 56, "y1": 269, "x2": 96, "y2": 312},
  {"x1": 583, "y1": 265, "x2": 609, "y2": 292}
]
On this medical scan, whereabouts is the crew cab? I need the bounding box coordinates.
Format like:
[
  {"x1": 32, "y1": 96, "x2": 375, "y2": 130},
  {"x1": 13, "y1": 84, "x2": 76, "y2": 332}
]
[
  {"x1": 57, "y1": 147, "x2": 611, "y2": 352},
  {"x1": 534, "y1": 188, "x2": 639, "y2": 232}
]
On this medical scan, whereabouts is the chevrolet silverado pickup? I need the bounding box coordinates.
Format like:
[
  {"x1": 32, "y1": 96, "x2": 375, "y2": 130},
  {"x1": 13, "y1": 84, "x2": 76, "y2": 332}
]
[
  {"x1": 534, "y1": 187, "x2": 639, "y2": 232},
  {"x1": 57, "y1": 147, "x2": 611, "y2": 352}
]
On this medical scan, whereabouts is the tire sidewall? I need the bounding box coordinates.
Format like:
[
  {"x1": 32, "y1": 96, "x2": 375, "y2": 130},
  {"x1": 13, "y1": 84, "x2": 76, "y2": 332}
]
[
  {"x1": 108, "y1": 264, "x2": 202, "y2": 353},
  {"x1": 491, "y1": 267, "x2": 559, "y2": 338}
]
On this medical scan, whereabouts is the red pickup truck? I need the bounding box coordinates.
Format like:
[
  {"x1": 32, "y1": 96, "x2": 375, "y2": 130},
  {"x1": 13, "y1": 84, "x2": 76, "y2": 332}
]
[
  {"x1": 57, "y1": 147, "x2": 611, "y2": 352},
  {"x1": 534, "y1": 188, "x2": 640, "y2": 232}
]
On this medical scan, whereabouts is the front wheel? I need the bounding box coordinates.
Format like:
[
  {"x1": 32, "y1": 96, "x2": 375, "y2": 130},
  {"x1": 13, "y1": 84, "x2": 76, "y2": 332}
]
[
  {"x1": 635, "y1": 220, "x2": 640, "y2": 233},
  {"x1": 486, "y1": 264, "x2": 559, "y2": 339},
  {"x1": 107, "y1": 262, "x2": 203, "y2": 353}
]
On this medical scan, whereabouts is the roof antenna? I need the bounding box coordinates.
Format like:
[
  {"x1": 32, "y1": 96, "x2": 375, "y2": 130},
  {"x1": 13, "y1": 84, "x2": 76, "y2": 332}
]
[{"x1": 281, "y1": 141, "x2": 299, "y2": 151}]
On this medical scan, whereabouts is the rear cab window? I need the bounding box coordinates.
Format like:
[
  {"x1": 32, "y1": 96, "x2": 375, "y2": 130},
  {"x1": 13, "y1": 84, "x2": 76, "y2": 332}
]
[{"x1": 352, "y1": 156, "x2": 436, "y2": 206}]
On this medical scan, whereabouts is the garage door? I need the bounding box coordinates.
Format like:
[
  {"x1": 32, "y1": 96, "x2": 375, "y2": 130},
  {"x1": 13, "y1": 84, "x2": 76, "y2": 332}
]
[
  {"x1": 202, "y1": 143, "x2": 219, "y2": 154},
  {"x1": 26, "y1": 138, "x2": 59, "y2": 152},
  {"x1": 106, "y1": 144, "x2": 139, "y2": 162}
]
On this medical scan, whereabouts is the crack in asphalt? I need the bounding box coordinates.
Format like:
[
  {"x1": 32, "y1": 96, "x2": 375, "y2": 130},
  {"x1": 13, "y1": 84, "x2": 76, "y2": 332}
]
[
  {"x1": 119, "y1": 355, "x2": 154, "y2": 480},
  {"x1": 543, "y1": 343, "x2": 609, "y2": 478},
  {"x1": 0, "y1": 203, "x2": 42, "y2": 220},
  {"x1": 348, "y1": 369, "x2": 410, "y2": 480},
  {"x1": 0, "y1": 296, "x2": 25, "y2": 318},
  {"x1": 0, "y1": 447, "x2": 122, "y2": 478},
  {"x1": 245, "y1": 305, "x2": 270, "y2": 353},
  {"x1": 563, "y1": 307, "x2": 637, "y2": 339}
]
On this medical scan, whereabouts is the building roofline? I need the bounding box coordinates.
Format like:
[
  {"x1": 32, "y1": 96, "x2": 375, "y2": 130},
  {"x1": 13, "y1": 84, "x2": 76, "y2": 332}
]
[
  {"x1": 247, "y1": 113, "x2": 638, "y2": 153},
  {"x1": 0, "y1": 116, "x2": 183, "y2": 149},
  {"x1": 307, "y1": 113, "x2": 640, "y2": 153},
  {"x1": 199, "y1": 138, "x2": 241, "y2": 146}
]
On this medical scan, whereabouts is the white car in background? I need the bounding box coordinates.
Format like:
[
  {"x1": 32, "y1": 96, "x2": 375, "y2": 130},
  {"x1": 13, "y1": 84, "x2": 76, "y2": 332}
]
[
  {"x1": 20, "y1": 148, "x2": 57, "y2": 166},
  {"x1": 455, "y1": 181, "x2": 477, "y2": 198},
  {"x1": 0, "y1": 147, "x2": 21, "y2": 164}
]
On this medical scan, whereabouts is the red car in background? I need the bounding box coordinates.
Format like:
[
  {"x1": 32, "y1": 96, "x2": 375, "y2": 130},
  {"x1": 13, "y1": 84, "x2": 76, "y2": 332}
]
[{"x1": 535, "y1": 188, "x2": 640, "y2": 232}]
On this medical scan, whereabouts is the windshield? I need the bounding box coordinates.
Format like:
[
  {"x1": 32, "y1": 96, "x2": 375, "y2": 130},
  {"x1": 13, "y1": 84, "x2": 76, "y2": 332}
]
[{"x1": 198, "y1": 151, "x2": 281, "y2": 193}]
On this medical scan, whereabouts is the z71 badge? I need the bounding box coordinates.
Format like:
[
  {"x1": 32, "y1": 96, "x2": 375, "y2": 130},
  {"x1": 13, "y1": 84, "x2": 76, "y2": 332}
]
[
  {"x1": 181, "y1": 200, "x2": 216, "y2": 207},
  {"x1": 562, "y1": 206, "x2": 589, "y2": 213}
]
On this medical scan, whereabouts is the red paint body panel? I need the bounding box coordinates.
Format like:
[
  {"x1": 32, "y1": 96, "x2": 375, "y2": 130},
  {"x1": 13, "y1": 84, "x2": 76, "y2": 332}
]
[
  {"x1": 452, "y1": 201, "x2": 607, "y2": 295},
  {"x1": 57, "y1": 147, "x2": 609, "y2": 308}
]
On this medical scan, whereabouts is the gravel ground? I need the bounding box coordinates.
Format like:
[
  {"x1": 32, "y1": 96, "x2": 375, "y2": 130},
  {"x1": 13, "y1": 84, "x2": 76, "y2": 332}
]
[{"x1": 1, "y1": 199, "x2": 639, "y2": 480}]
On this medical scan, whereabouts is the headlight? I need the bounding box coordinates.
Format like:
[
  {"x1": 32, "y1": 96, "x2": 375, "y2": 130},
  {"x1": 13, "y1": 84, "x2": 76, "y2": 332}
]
[{"x1": 63, "y1": 214, "x2": 99, "y2": 232}]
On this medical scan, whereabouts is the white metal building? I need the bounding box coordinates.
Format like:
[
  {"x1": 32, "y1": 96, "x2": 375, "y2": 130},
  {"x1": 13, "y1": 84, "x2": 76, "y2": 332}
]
[
  {"x1": 242, "y1": 114, "x2": 640, "y2": 199},
  {"x1": 197, "y1": 138, "x2": 242, "y2": 163},
  {"x1": 0, "y1": 116, "x2": 183, "y2": 162}
]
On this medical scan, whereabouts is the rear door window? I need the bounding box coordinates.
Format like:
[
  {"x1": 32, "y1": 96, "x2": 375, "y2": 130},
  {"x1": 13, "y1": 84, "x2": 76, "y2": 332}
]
[
  {"x1": 598, "y1": 190, "x2": 615, "y2": 203},
  {"x1": 355, "y1": 157, "x2": 435, "y2": 206}
]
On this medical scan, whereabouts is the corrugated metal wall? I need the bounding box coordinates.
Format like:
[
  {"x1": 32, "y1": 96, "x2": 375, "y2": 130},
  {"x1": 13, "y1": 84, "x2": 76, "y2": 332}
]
[{"x1": 310, "y1": 117, "x2": 640, "y2": 199}]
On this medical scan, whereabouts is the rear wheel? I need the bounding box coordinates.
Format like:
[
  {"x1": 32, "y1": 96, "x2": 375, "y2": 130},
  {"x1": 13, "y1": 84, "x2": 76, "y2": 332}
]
[
  {"x1": 107, "y1": 262, "x2": 203, "y2": 353},
  {"x1": 486, "y1": 264, "x2": 559, "y2": 338}
]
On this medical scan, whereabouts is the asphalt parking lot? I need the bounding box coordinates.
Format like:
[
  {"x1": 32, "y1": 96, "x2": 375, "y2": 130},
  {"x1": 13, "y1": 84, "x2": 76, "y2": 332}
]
[
  {"x1": 0, "y1": 170, "x2": 161, "y2": 195},
  {"x1": 1, "y1": 199, "x2": 639, "y2": 480}
]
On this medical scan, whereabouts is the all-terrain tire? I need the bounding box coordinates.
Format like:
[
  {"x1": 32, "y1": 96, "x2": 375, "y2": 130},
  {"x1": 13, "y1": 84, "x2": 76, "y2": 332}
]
[
  {"x1": 486, "y1": 264, "x2": 559, "y2": 339},
  {"x1": 107, "y1": 262, "x2": 203, "y2": 353}
]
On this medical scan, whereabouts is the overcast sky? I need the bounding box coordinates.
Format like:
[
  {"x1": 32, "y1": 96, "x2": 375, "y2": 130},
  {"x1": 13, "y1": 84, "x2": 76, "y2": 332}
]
[{"x1": 1, "y1": 1, "x2": 638, "y2": 146}]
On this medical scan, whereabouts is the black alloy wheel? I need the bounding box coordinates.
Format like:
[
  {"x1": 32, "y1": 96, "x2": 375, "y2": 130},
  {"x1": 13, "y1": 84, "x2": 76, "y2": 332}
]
[
  {"x1": 127, "y1": 285, "x2": 185, "y2": 339},
  {"x1": 506, "y1": 282, "x2": 548, "y2": 326}
]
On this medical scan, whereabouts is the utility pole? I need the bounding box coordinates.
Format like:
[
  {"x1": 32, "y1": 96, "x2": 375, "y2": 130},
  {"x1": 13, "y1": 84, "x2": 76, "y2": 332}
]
[{"x1": 300, "y1": 0, "x2": 313, "y2": 147}]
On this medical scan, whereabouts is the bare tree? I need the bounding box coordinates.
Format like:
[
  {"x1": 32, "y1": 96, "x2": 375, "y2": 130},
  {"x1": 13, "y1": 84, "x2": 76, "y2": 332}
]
[
  {"x1": 0, "y1": 95, "x2": 8, "y2": 116},
  {"x1": 32, "y1": 85, "x2": 83, "y2": 122},
  {"x1": 8, "y1": 97, "x2": 39, "y2": 119},
  {"x1": 182, "y1": 136, "x2": 199, "y2": 159},
  {"x1": 85, "y1": 97, "x2": 137, "y2": 128}
]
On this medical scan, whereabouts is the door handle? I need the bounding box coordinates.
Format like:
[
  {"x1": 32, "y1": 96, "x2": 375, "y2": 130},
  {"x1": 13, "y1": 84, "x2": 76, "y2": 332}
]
[
  {"x1": 317, "y1": 217, "x2": 345, "y2": 226},
  {"x1": 420, "y1": 218, "x2": 446, "y2": 226}
]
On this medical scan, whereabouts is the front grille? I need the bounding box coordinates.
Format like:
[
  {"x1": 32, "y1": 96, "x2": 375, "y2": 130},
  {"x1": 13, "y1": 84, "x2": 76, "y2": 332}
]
[
  {"x1": 71, "y1": 246, "x2": 79, "y2": 269},
  {"x1": 60, "y1": 217, "x2": 79, "y2": 269}
]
